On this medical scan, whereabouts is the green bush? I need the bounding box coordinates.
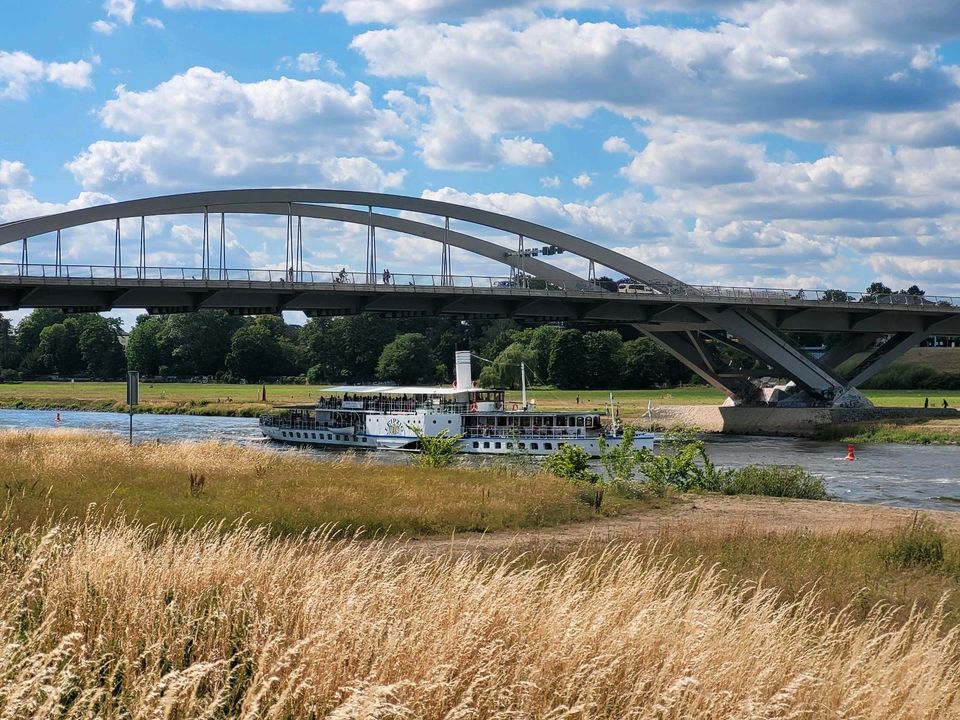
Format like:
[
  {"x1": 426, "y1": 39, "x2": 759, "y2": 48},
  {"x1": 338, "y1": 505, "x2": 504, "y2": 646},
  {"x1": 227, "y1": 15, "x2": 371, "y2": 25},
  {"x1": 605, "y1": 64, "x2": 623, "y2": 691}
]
[
  {"x1": 542, "y1": 444, "x2": 599, "y2": 485},
  {"x1": 720, "y1": 465, "x2": 829, "y2": 500},
  {"x1": 883, "y1": 516, "x2": 945, "y2": 569},
  {"x1": 408, "y1": 425, "x2": 464, "y2": 468}
]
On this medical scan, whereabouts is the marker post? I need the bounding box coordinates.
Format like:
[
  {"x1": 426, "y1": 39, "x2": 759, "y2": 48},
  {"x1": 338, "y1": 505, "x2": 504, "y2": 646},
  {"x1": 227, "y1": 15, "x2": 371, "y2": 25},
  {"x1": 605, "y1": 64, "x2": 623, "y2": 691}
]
[{"x1": 127, "y1": 371, "x2": 139, "y2": 444}]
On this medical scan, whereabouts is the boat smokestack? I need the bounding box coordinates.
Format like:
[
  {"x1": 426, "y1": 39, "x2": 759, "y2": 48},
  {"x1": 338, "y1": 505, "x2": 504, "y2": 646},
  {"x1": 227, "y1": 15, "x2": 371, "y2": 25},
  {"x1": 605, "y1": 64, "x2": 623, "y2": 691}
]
[{"x1": 455, "y1": 351, "x2": 473, "y2": 389}]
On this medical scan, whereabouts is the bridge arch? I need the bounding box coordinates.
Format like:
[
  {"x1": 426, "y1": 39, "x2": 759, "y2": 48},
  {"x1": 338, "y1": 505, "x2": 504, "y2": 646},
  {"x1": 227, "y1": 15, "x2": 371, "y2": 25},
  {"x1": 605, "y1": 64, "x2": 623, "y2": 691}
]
[{"x1": 0, "y1": 189, "x2": 684, "y2": 290}]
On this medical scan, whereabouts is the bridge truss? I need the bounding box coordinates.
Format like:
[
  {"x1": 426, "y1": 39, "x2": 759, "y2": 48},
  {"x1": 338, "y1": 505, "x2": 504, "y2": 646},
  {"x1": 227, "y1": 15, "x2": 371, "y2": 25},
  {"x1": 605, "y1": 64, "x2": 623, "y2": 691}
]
[{"x1": 1, "y1": 189, "x2": 958, "y2": 406}]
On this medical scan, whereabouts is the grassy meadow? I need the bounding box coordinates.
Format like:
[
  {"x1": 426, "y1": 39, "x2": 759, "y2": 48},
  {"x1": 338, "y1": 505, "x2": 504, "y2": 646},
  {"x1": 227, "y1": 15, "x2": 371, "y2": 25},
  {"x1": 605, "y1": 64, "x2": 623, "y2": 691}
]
[
  {"x1": 2, "y1": 518, "x2": 960, "y2": 717},
  {"x1": 0, "y1": 429, "x2": 620, "y2": 536}
]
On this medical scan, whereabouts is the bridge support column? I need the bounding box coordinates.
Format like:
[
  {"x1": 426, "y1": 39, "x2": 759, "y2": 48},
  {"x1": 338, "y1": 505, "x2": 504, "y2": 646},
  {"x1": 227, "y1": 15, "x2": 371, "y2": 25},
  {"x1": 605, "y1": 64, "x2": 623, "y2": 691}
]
[
  {"x1": 844, "y1": 331, "x2": 928, "y2": 387},
  {"x1": 638, "y1": 327, "x2": 750, "y2": 399},
  {"x1": 697, "y1": 308, "x2": 846, "y2": 402},
  {"x1": 817, "y1": 333, "x2": 882, "y2": 370}
]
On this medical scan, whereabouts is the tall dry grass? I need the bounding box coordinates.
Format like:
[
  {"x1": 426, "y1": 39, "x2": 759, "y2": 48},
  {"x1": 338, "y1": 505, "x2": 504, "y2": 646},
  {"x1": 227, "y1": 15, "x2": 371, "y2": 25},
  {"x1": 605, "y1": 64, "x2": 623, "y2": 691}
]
[
  {"x1": 0, "y1": 518, "x2": 958, "y2": 718},
  {"x1": 0, "y1": 429, "x2": 602, "y2": 535}
]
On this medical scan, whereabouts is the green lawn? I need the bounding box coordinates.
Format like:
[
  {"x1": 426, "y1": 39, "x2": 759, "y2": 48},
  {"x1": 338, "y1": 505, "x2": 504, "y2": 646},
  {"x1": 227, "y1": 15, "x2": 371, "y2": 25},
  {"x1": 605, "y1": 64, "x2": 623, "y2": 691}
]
[{"x1": 0, "y1": 381, "x2": 957, "y2": 418}]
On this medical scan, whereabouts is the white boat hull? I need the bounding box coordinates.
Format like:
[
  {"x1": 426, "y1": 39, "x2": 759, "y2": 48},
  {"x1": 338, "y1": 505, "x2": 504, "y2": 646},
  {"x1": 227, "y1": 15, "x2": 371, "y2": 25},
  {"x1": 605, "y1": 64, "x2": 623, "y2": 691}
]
[{"x1": 260, "y1": 425, "x2": 654, "y2": 457}]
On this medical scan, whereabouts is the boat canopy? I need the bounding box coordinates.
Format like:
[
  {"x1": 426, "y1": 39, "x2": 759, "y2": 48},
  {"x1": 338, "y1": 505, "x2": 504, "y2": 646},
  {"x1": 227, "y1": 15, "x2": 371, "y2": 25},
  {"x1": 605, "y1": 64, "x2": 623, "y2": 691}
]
[{"x1": 321, "y1": 385, "x2": 484, "y2": 396}]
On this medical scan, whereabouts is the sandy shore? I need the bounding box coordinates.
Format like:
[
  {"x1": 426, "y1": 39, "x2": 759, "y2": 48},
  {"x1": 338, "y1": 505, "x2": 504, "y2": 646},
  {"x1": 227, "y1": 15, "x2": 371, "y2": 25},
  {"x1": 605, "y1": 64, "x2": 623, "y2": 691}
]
[{"x1": 409, "y1": 495, "x2": 960, "y2": 555}]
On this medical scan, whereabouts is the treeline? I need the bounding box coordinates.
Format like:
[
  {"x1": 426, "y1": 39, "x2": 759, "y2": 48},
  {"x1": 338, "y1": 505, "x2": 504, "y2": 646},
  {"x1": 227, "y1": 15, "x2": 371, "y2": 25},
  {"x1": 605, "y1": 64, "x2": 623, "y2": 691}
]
[{"x1": 0, "y1": 309, "x2": 689, "y2": 389}]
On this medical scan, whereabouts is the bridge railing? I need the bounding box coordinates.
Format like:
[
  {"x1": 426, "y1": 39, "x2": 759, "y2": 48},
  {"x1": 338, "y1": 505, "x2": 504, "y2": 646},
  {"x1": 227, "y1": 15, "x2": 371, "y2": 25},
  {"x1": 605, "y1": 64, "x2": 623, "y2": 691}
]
[{"x1": 0, "y1": 262, "x2": 957, "y2": 307}]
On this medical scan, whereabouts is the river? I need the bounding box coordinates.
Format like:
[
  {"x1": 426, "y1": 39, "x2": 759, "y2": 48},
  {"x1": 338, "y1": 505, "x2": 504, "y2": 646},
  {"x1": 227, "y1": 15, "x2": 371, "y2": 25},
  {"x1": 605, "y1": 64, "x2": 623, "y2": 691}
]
[{"x1": 2, "y1": 408, "x2": 959, "y2": 512}]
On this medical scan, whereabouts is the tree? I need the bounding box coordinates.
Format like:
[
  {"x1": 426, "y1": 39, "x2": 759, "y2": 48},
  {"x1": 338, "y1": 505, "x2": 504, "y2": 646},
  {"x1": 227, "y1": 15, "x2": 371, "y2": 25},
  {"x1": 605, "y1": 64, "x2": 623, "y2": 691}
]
[
  {"x1": 158, "y1": 311, "x2": 243, "y2": 376},
  {"x1": 38, "y1": 323, "x2": 81, "y2": 375},
  {"x1": 865, "y1": 281, "x2": 892, "y2": 296},
  {"x1": 525, "y1": 325, "x2": 562, "y2": 381},
  {"x1": 622, "y1": 337, "x2": 671, "y2": 388},
  {"x1": 126, "y1": 316, "x2": 167, "y2": 375},
  {"x1": 300, "y1": 314, "x2": 397, "y2": 383},
  {"x1": 77, "y1": 316, "x2": 125, "y2": 378},
  {"x1": 906, "y1": 285, "x2": 926, "y2": 296},
  {"x1": 16, "y1": 309, "x2": 66, "y2": 375},
  {"x1": 377, "y1": 333, "x2": 431, "y2": 384},
  {"x1": 548, "y1": 329, "x2": 587, "y2": 389},
  {"x1": 582, "y1": 330, "x2": 625, "y2": 389},
  {"x1": 477, "y1": 342, "x2": 537, "y2": 389},
  {"x1": 226, "y1": 325, "x2": 281, "y2": 382},
  {"x1": 0, "y1": 315, "x2": 20, "y2": 373},
  {"x1": 821, "y1": 289, "x2": 851, "y2": 302}
]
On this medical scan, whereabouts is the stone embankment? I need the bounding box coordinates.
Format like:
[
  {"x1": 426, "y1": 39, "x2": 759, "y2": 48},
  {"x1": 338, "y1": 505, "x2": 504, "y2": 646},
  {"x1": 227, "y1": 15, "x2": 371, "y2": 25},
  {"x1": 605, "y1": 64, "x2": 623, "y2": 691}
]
[{"x1": 647, "y1": 405, "x2": 960, "y2": 436}]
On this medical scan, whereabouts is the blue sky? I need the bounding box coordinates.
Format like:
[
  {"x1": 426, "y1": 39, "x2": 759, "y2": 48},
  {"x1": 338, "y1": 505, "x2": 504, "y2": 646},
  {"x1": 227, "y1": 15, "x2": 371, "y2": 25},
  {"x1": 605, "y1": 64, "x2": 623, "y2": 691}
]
[{"x1": 3, "y1": 0, "x2": 960, "y2": 326}]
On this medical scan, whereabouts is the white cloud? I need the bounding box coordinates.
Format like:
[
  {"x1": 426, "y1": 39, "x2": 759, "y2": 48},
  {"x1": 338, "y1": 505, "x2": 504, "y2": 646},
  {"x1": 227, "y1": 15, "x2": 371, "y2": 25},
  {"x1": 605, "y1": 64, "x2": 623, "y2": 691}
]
[
  {"x1": 296, "y1": 52, "x2": 322, "y2": 73},
  {"x1": 143, "y1": 17, "x2": 166, "y2": 29},
  {"x1": 92, "y1": 20, "x2": 116, "y2": 34},
  {"x1": 622, "y1": 133, "x2": 760, "y2": 186},
  {"x1": 162, "y1": 0, "x2": 291, "y2": 10},
  {"x1": 0, "y1": 161, "x2": 33, "y2": 190},
  {"x1": 0, "y1": 52, "x2": 93, "y2": 100},
  {"x1": 45, "y1": 61, "x2": 95, "y2": 90},
  {"x1": 572, "y1": 173, "x2": 593, "y2": 188},
  {"x1": 105, "y1": 0, "x2": 136, "y2": 24},
  {"x1": 67, "y1": 67, "x2": 409, "y2": 193},
  {"x1": 498, "y1": 136, "x2": 553, "y2": 166},
  {"x1": 602, "y1": 136, "x2": 632, "y2": 154},
  {"x1": 320, "y1": 156, "x2": 406, "y2": 191},
  {"x1": 540, "y1": 175, "x2": 560, "y2": 188}
]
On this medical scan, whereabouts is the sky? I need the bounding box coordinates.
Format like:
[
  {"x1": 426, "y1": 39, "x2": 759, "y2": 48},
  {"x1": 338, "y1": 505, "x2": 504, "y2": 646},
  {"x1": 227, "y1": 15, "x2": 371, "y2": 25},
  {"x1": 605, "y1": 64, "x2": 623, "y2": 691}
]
[{"x1": 3, "y1": 0, "x2": 960, "y2": 327}]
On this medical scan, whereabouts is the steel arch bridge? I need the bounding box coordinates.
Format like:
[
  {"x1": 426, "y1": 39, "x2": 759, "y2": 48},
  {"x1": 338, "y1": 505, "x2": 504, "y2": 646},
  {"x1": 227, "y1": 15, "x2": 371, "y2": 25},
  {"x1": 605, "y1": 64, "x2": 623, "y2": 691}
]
[{"x1": 1, "y1": 188, "x2": 958, "y2": 405}]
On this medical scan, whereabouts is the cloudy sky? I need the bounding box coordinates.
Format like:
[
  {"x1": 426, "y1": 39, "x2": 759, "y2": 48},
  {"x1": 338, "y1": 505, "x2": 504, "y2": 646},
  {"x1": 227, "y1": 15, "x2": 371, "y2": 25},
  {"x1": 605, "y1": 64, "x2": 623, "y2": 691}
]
[{"x1": 3, "y1": 0, "x2": 960, "y2": 320}]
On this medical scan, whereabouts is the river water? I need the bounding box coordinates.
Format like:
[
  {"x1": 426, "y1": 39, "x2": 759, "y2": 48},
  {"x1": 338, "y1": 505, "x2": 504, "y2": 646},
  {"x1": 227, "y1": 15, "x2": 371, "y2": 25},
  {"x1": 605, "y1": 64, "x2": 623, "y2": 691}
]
[{"x1": 3, "y1": 408, "x2": 960, "y2": 512}]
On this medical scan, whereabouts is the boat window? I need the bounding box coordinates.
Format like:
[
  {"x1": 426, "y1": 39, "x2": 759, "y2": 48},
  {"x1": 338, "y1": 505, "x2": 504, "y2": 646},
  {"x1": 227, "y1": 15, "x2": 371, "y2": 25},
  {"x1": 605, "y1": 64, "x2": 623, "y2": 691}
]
[
  {"x1": 281, "y1": 431, "x2": 287, "y2": 437},
  {"x1": 532, "y1": 417, "x2": 541, "y2": 426},
  {"x1": 519, "y1": 442, "x2": 526, "y2": 449},
  {"x1": 362, "y1": 437, "x2": 367, "y2": 443},
  {"x1": 311, "y1": 433, "x2": 316, "y2": 439},
  {"x1": 557, "y1": 416, "x2": 567, "y2": 426},
  {"x1": 483, "y1": 442, "x2": 490, "y2": 449},
  {"x1": 473, "y1": 441, "x2": 479, "y2": 448},
  {"x1": 507, "y1": 442, "x2": 513, "y2": 449},
  {"x1": 327, "y1": 434, "x2": 333, "y2": 440},
  {"x1": 576, "y1": 417, "x2": 584, "y2": 427},
  {"x1": 495, "y1": 442, "x2": 501, "y2": 449},
  {"x1": 544, "y1": 443, "x2": 552, "y2": 450},
  {"x1": 432, "y1": 420, "x2": 437, "y2": 424},
  {"x1": 295, "y1": 432, "x2": 301, "y2": 438},
  {"x1": 531, "y1": 443, "x2": 538, "y2": 450},
  {"x1": 586, "y1": 417, "x2": 593, "y2": 428}
]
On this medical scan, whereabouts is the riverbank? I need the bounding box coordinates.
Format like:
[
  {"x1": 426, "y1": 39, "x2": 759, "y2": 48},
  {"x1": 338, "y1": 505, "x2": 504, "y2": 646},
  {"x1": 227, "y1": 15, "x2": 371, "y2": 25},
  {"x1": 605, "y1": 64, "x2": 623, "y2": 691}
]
[{"x1": 3, "y1": 508, "x2": 960, "y2": 717}]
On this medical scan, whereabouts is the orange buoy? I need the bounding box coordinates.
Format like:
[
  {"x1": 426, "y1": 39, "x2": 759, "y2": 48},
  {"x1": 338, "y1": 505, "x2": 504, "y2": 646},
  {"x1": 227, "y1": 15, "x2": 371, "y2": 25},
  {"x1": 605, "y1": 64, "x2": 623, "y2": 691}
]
[{"x1": 844, "y1": 444, "x2": 855, "y2": 461}]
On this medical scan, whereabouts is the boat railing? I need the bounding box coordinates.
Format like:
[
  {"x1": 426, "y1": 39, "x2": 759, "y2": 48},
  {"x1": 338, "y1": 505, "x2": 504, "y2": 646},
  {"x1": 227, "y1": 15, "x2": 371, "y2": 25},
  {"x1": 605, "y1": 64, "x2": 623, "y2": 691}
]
[
  {"x1": 313, "y1": 399, "x2": 497, "y2": 414},
  {"x1": 462, "y1": 426, "x2": 594, "y2": 439}
]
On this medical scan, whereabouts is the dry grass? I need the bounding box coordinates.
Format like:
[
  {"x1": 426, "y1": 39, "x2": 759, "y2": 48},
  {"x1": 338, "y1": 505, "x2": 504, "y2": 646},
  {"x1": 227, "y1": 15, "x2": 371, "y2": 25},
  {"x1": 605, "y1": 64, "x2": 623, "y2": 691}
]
[
  {"x1": 1, "y1": 519, "x2": 959, "y2": 718},
  {"x1": 0, "y1": 429, "x2": 609, "y2": 536}
]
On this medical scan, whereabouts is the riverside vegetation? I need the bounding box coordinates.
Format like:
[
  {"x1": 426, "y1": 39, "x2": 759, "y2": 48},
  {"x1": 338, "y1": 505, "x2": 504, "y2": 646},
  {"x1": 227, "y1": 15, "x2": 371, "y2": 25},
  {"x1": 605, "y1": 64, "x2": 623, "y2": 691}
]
[
  {"x1": 1, "y1": 518, "x2": 960, "y2": 717},
  {"x1": 2, "y1": 430, "x2": 960, "y2": 715}
]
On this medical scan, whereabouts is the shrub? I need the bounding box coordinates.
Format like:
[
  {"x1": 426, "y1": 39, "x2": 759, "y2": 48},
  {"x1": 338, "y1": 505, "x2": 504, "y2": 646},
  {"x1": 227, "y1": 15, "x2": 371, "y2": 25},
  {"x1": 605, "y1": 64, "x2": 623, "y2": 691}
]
[
  {"x1": 883, "y1": 516, "x2": 945, "y2": 569},
  {"x1": 543, "y1": 444, "x2": 600, "y2": 485},
  {"x1": 721, "y1": 465, "x2": 829, "y2": 500},
  {"x1": 408, "y1": 425, "x2": 464, "y2": 468}
]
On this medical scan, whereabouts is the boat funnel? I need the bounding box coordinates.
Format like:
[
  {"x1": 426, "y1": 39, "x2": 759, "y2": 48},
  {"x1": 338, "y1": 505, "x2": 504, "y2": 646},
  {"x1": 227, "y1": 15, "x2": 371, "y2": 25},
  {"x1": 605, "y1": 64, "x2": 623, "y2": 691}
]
[{"x1": 455, "y1": 351, "x2": 473, "y2": 389}]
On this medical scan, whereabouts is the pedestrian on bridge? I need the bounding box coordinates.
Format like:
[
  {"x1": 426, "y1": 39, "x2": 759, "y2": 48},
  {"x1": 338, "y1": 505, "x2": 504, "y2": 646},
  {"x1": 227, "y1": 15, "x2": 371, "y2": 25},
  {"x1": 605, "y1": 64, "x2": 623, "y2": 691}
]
[{"x1": 382, "y1": 268, "x2": 392, "y2": 284}]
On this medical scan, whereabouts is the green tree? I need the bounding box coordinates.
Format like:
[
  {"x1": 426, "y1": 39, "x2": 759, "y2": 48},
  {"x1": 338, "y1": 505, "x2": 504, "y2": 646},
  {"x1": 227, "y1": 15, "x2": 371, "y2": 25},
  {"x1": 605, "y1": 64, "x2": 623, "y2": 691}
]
[
  {"x1": 300, "y1": 314, "x2": 397, "y2": 383},
  {"x1": 548, "y1": 329, "x2": 587, "y2": 389},
  {"x1": 525, "y1": 325, "x2": 562, "y2": 380},
  {"x1": 125, "y1": 316, "x2": 167, "y2": 375},
  {"x1": 622, "y1": 337, "x2": 671, "y2": 388},
  {"x1": 377, "y1": 333, "x2": 431, "y2": 384},
  {"x1": 865, "y1": 281, "x2": 892, "y2": 298},
  {"x1": 38, "y1": 323, "x2": 81, "y2": 375},
  {"x1": 582, "y1": 330, "x2": 625, "y2": 389},
  {"x1": 77, "y1": 316, "x2": 125, "y2": 378},
  {"x1": 0, "y1": 315, "x2": 20, "y2": 372},
  {"x1": 158, "y1": 311, "x2": 243, "y2": 376},
  {"x1": 16, "y1": 309, "x2": 66, "y2": 375},
  {"x1": 226, "y1": 324, "x2": 281, "y2": 382},
  {"x1": 821, "y1": 289, "x2": 852, "y2": 302},
  {"x1": 477, "y1": 342, "x2": 537, "y2": 389}
]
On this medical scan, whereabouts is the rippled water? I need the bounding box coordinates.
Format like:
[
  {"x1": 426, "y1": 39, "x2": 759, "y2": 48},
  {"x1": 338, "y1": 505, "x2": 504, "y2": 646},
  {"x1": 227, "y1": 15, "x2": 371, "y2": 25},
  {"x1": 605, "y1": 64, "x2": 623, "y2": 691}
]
[{"x1": 3, "y1": 408, "x2": 959, "y2": 512}]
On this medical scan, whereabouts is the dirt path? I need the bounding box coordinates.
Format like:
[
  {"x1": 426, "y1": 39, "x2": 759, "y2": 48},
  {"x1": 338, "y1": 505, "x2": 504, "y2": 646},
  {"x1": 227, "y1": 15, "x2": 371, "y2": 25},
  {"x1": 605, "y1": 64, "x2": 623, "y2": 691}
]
[{"x1": 406, "y1": 496, "x2": 960, "y2": 555}]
